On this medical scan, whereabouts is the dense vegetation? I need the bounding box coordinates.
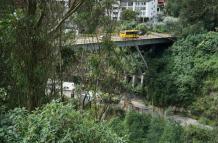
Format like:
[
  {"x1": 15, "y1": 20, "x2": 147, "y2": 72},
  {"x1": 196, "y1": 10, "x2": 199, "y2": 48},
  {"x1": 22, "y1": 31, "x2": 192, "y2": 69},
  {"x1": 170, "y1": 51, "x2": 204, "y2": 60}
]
[
  {"x1": 144, "y1": 32, "x2": 218, "y2": 124},
  {"x1": 0, "y1": 0, "x2": 218, "y2": 142},
  {"x1": 146, "y1": 32, "x2": 218, "y2": 106},
  {"x1": 109, "y1": 112, "x2": 218, "y2": 143},
  {"x1": 166, "y1": 0, "x2": 218, "y2": 35},
  {"x1": 0, "y1": 101, "x2": 125, "y2": 143}
]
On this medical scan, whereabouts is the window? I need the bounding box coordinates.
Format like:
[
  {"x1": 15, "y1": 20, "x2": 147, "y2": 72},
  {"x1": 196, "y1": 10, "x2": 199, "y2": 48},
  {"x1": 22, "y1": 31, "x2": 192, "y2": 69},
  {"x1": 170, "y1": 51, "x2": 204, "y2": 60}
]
[
  {"x1": 113, "y1": 17, "x2": 117, "y2": 20},
  {"x1": 126, "y1": 31, "x2": 138, "y2": 35},
  {"x1": 128, "y1": 2, "x2": 133, "y2": 6}
]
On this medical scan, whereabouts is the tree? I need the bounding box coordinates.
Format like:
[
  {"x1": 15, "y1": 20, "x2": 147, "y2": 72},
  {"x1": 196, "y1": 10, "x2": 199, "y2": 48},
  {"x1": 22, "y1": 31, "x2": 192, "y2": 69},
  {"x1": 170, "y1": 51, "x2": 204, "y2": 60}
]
[
  {"x1": 73, "y1": 0, "x2": 105, "y2": 34},
  {"x1": 144, "y1": 32, "x2": 218, "y2": 108},
  {"x1": 180, "y1": 0, "x2": 218, "y2": 31},
  {"x1": 121, "y1": 9, "x2": 138, "y2": 21},
  {"x1": 73, "y1": 0, "x2": 117, "y2": 34},
  {"x1": 0, "y1": 0, "x2": 85, "y2": 110},
  {"x1": 166, "y1": 0, "x2": 183, "y2": 17},
  {"x1": 166, "y1": 0, "x2": 218, "y2": 34}
]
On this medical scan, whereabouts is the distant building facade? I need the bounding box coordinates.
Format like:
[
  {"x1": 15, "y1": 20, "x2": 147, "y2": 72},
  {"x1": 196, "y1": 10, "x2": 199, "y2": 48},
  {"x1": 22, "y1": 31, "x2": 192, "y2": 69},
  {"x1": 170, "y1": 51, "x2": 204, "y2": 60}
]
[
  {"x1": 110, "y1": 0, "x2": 158, "y2": 22},
  {"x1": 157, "y1": 0, "x2": 166, "y2": 14}
]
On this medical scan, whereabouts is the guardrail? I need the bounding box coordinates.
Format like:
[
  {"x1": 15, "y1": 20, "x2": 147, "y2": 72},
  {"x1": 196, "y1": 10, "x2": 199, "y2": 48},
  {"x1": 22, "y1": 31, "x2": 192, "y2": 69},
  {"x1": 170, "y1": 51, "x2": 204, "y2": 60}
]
[{"x1": 77, "y1": 33, "x2": 118, "y2": 37}]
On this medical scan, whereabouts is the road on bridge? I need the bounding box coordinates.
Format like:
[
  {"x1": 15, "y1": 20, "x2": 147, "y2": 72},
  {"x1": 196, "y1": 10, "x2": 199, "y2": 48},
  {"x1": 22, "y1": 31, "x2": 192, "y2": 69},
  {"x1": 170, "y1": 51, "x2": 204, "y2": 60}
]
[{"x1": 73, "y1": 33, "x2": 173, "y2": 45}]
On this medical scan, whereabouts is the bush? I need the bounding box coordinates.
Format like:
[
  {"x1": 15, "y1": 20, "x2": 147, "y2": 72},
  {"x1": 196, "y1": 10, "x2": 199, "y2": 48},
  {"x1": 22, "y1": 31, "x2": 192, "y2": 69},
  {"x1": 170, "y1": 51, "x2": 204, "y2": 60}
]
[
  {"x1": 159, "y1": 121, "x2": 184, "y2": 143},
  {"x1": 191, "y1": 94, "x2": 218, "y2": 124},
  {"x1": 0, "y1": 101, "x2": 126, "y2": 143},
  {"x1": 152, "y1": 16, "x2": 179, "y2": 33},
  {"x1": 109, "y1": 117, "x2": 127, "y2": 137},
  {"x1": 146, "y1": 117, "x2": 165, "y2": 143},
  {"x1": 135, "y1": 23, "x2": 148, "y2": 33},
  {"x1": 124, "y1": 112, "x2": 151, "y2": 143},
  {"x1": 183, "y1": 126, "x2": 214, "y2": 143},
  {"x1": 119, "y1": 21, "x2": 137, "y2": 30}
]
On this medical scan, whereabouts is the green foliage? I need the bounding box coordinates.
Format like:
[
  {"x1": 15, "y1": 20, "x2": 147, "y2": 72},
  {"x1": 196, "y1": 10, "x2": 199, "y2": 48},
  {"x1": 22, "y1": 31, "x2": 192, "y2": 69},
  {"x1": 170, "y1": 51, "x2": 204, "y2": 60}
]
[
  {"x1": 109, "y1": 117, "x2": 127, "y2": 137},
  {"x1": 0, "y1": 101, "x2": 125, "y2": 143},
  {"x1": 0, "y1": 88, "x2": 7, "y2": 114},
  {"x1": 159, "y1": 121, "x2": 184, "y2": 143},
  {"x1": 146, "y1": 117, "x2": 165, "y2": 143},
  {"x1": 0, "y1": 0, "x2": 14, "y2": 19},
  {"x1": 121, "y1": 9, "x2": 138, "y2": 21},
  {"x1": 146, "y1": 32, "x2": 218, "y2": 108},
  {"x1": 73, "y1": 0, "x2": 117, "y2": 34},
  {"x1": 124, "y1": 112, "x2": 151, "y2": 143},
  {"x1": 180, "y1": 22, "x2": 207, "y2": 36},
  {"x1": 183, "y1": 126, "x2": 214, "y2": 143},
  {"x1": 135, "y1": 23, "x2": 148, "y2": 33},
  {"x1": 73, "y1": 1, "x2": 104, "y2": 34},
  {"x1": 119, "y1": 21, "x2": 138, "y2": 30},
  {"x1": 152, "y1": 23, "x2": 168, "y2": 33},
  {"x1": 180, "y1": 0, "x2": 218, "y2": 31},
  {"x1": 152, "y1": 17, "x2": 179, "y2": 33},
  {"x1": 0, "y1": 14, "x2": 19, "y2": 108},
  {"x1": 191, "y1": 90, "x2": 218, "y2": 123},
  {"x1": 166, "y1": 0, "x2": 183, "y2": 17},
  {"x1": 167, "y1": 0, "x2": 218, "y2": 35},
  {"x1": 109, "y1": 112, "x2": 218, "y2": 143}
]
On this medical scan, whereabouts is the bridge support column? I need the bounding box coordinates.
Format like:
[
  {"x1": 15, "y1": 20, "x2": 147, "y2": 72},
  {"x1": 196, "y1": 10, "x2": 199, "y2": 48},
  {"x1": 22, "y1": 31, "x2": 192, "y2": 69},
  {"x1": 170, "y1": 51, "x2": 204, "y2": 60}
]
[
  {"x1": 132, "y1": 75, "x2": 136, "y2": 87},
  {"x1": 124, "y1": 75, "x2": 127, "y2": 83},
  {"x1": 140, "y1": 74, "x2": 144, "y2": 87},
  {"x1": 136, "y1": 46, "x2": 148, "y2": 70}
]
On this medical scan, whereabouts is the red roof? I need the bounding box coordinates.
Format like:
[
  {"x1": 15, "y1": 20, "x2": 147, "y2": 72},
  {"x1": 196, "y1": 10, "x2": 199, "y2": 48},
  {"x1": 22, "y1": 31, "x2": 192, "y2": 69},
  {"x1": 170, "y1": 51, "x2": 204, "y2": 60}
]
[{"x1": 158, "y1": 0, "x2": 165, "y2": 3}]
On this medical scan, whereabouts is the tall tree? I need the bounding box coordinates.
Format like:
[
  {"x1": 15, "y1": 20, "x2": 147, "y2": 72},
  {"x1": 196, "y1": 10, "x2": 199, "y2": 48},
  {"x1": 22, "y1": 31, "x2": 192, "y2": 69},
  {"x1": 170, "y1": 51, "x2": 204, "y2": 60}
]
[
  {"x1": 166, "y1": 0, "x2": 183, "y2": 17},
  {"x1": 121, "y1": 9, "x2": 138, "y2": 21},
  {"x1": 180, "y1": 0, "x2": 218, "y2": 31},
  {"x1": 1, "y1": 0, "x2": 85, "y2": 110}
]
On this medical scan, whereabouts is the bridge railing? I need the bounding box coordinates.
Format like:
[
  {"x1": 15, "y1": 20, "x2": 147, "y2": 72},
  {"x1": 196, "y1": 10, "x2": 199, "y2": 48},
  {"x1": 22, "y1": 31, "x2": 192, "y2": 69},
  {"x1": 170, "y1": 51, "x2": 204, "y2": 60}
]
[{"x1": 77, "y1": 33, "x2": 118, "y2": 38}]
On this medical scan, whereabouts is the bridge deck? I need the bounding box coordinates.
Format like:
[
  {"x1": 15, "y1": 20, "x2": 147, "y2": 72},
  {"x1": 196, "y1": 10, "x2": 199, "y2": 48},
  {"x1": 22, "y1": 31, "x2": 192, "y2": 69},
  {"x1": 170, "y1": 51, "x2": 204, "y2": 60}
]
[{"x1": 66, "y1": 33, "x2": 175, "y2": 49}]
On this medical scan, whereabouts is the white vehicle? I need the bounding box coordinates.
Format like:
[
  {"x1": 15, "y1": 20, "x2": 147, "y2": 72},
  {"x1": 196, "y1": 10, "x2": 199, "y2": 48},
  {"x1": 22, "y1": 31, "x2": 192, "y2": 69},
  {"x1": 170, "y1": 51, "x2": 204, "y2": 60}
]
[
  {"x1": 63, "y1": 82, "x2": 75, "y2": 98},
  {"x1": 74, "y1": 90, "x2": 103, "y2": 106},
  {"x1": 46, "y1": 79, "x2": 75, "y2": 98}
]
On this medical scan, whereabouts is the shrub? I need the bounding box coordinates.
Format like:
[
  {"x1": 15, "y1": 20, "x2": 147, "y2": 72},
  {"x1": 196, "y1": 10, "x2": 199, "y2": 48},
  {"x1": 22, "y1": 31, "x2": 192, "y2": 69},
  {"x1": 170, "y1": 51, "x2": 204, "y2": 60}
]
[
  {"x1": 0, "y1": 101, "x2": 126, "y2": 143},
  {"x1": 183, "y1": 126, "x2": 214, "y2": 143},
  {"x1": 159, "y1": 121, "x2": 184, "y2": 143},
  {"x1": 109, "y1": 117, "x2": 127, "y2": 137},
  {"x1": 146, "y1": 117, "x2": 165, "y2": 143},
  {"x1": 124, "y1": 112, "x2": 151, "y2": 143},
  {"x1": 135, "y1": 23, "x2": 148, "y2": 33}
]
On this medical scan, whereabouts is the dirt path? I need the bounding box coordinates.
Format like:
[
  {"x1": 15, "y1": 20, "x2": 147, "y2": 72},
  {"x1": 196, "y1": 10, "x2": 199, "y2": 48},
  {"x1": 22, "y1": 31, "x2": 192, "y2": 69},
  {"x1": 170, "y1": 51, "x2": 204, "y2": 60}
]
[{"x1": 121, "y1": 98, "x2": 213, "y2": 130}]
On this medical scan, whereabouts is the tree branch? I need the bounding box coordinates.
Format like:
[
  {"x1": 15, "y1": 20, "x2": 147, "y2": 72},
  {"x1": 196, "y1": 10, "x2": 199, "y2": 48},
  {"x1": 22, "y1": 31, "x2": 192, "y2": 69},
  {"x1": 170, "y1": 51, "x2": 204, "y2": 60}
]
[
  {"x1": 48, "y1": 0, "x2": 85, "y2": 35},
  {"x1": 35, "y1": 10, "x2": 44, "y2": 28}
]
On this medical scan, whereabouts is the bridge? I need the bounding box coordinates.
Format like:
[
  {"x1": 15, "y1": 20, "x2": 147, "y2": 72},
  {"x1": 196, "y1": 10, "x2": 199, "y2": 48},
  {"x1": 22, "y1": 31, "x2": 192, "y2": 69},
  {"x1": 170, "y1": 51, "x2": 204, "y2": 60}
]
[{"x1": 65, "y1": 33, "x2": 175, "y2": 50}]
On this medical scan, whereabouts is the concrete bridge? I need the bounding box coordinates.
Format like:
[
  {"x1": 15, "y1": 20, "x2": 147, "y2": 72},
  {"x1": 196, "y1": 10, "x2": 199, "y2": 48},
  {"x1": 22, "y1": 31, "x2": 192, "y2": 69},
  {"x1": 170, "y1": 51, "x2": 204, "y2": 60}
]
[{"x1": 66, "y1": 33, "x2": 175, "y2": 49}]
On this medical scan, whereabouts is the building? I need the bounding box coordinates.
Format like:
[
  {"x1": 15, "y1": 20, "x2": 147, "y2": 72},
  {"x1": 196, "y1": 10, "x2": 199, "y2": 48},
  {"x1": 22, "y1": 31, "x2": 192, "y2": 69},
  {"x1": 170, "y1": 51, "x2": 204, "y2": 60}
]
[
  {"x1": 157, "y1": 0, "x2": 166, "y2": 14},
  {"x1": 158, "y1": 0, "x2": 166, "y2": 5},
  {"x1": 110, "y1": 0, "x2": 158, "y2": 22}
]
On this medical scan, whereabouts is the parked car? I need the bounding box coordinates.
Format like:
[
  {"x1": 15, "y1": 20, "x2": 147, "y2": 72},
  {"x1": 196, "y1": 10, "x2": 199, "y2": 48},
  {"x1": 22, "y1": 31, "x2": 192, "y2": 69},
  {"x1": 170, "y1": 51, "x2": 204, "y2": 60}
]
[{"x1": 137, "y1": 30, "x2": 145, "y2": 35}]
